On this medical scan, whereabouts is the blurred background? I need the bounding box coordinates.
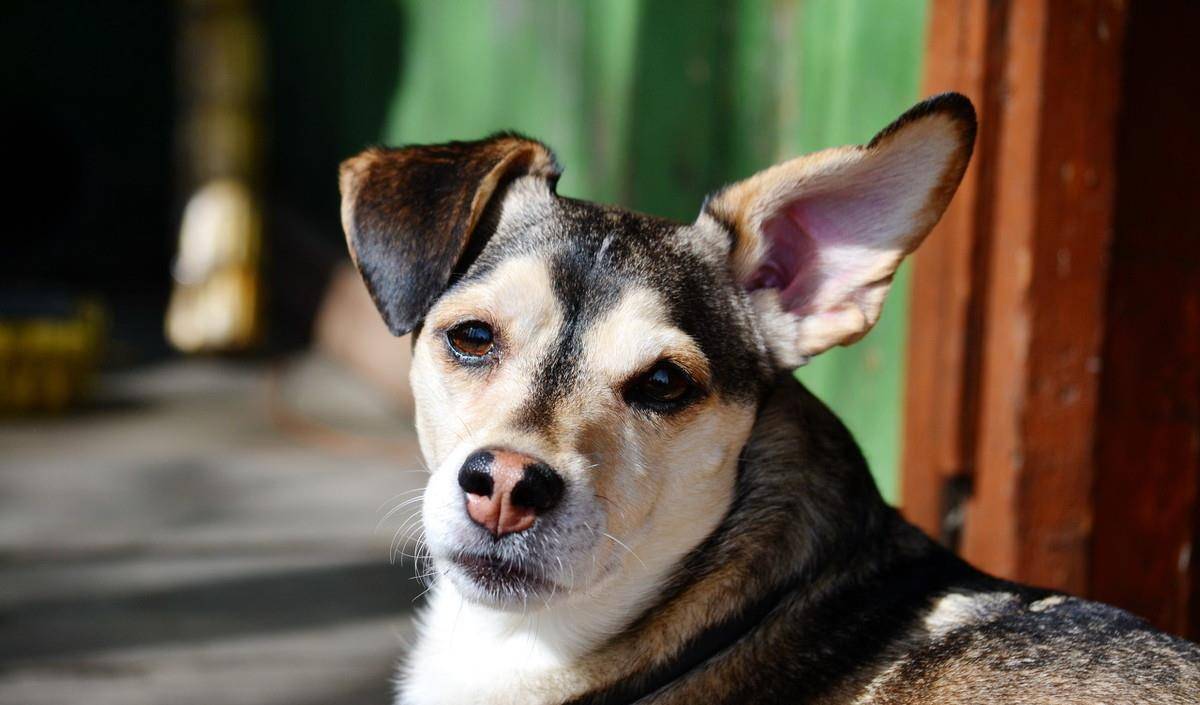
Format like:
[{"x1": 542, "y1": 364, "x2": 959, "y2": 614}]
[{"x1": 0, "y1": 1, "x2": 1196, "y2": 703}]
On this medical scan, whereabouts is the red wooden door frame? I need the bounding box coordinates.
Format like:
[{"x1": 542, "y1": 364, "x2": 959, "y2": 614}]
[{"x1": 905, "y1": 0, "x2": 1200, "y2": 638}]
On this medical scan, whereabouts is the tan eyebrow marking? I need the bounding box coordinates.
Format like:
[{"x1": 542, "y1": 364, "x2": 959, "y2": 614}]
[{"x1": 583, "y1": 286, "x2": 711, "y2": 392}]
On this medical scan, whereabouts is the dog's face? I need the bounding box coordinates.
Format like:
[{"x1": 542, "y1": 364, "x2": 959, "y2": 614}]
[
  {"x1": 340, "y1": 96, "x2": 975, "y2": 610},
  {"x1": 402, "y1": 188, "x2": 769, "y2": 609}
]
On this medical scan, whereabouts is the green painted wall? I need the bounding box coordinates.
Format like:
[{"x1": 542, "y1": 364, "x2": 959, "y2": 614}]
[{"x1": 381, "y1": 0, "x2": 928, "y2": 502}]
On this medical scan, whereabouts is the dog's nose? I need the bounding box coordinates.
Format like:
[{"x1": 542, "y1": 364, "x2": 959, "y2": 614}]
[{"x1": 458, "y1": 449, "x2": 564, "y2": 537}]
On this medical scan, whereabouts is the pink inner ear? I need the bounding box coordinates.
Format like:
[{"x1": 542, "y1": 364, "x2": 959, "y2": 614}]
[
  {"x1": 745, "y1": 186, "x2": 890, "y2": 316},
  {"x1": 746, "y1": 201, "x2": 824, "y2": 314}
]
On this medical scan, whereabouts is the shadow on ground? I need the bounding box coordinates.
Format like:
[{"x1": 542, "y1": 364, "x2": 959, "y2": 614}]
[{"x1": 0, "y1": 560, "x2": 423, "y2": 664}]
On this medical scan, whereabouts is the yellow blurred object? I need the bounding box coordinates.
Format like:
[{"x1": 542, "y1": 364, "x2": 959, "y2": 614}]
[
  {"x1": 0, "y1": 299, "x2": 106, "y2": 414},
  {"x1": 168, "y1": 0, "x2": 265, "y2": 354},
  {"x1": 166, "y1": 179, "x2": 263, "y2": 352}
]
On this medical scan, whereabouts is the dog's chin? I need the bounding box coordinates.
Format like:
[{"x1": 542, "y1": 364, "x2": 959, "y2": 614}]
[{"x1": 441, "y1": 552, "x2": 567, "y2": 610}]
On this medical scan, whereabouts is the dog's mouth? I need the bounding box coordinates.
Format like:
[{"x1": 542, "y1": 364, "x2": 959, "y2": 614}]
[{"x1": 451, "y1": 552, "x2": 556, "y2": 597}]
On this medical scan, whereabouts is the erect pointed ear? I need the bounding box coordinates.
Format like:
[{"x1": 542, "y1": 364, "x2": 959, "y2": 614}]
[
  {"x1": 339, "y1": 134, "x2": 561, "y2": 336},
  {"x1": 704, "y1": 93, "x2": 976, "y2": 367}
]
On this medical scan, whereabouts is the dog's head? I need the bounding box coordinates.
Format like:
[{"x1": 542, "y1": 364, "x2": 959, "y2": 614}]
[{"x1": 340, "y1": 95, "x2": 975, "y2": 610}]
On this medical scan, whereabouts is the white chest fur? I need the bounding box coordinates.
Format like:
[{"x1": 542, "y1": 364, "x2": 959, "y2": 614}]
[
  {"x1": 399, "y1": 582, "x2": 599, "y2": 705},
  {"x1": 398, "y1": 550, "x2": 690, "y2": 705}
]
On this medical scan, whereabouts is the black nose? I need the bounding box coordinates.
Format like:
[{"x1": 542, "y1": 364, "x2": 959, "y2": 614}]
[
  {"x1": 457, "y1": 451, "x2": 495, "y2": 497},
  {"x1": 511, "y1": 461, "x2": 565, "y2": 513}
]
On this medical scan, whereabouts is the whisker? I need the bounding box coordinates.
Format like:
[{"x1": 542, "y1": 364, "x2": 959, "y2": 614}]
[
  {"x1": 413, "y1": 578, "x2": 439, "y2": 603},
  {"x1": 391, "y1": 511, "x2": 425, "y2": 561},
  {"x1": 376, "y1": 494, "x2": 426, "y2": 531},
  {"x1": 390, "y1": 510, "x2": 424, "y2": 563},
  {"x1": 375, "y1": 485, "x2": 429, "y2": 514},
  {"x1": 603, "y1": 531, "x2": 647, "y2": 570},
  {"x1": 398, "y1": 527, "x2": 431, "y2": 562}
]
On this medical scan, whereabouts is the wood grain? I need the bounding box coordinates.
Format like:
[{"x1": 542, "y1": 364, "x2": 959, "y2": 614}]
[{"x1": 1090, "y1": 0, "x2": 1200, "y2": 638}]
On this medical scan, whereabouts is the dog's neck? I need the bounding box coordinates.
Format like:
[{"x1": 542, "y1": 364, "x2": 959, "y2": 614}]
[
  {"x1": 400, "y1": 374, "x2": 911, "y2": 705},
  {"x1": 402, "y1": 533, "x2": 711, "y2": 705}
]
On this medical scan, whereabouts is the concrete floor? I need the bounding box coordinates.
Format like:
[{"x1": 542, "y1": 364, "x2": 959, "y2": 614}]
[{"x1": 0, "y1": 356, "x2": 427, "y2": 705}]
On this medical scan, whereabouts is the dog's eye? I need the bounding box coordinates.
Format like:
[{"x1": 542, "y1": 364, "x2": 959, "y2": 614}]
[
  {"x1": 626, "y1": 361, "x2": 695, "y2": 411},
  {"x1": 446, "y1": 321, "x2": 495, "y2": 359}
]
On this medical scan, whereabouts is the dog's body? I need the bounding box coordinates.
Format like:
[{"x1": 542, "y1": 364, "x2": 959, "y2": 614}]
[{"x1": 339, "y1": 94, "x2": 1200, "y2": 704}]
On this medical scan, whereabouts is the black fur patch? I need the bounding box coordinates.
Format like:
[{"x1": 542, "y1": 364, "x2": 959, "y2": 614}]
[
  {"x1": 866, "y1": 91, "x2": 977, "y2": 150},
  {"x1": 340, "y1": 133, "x2": 560, "y2": 336}
]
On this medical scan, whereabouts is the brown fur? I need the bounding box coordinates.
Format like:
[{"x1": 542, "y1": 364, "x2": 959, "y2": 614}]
[
  {"x1": 340, "y1": 135, "x2": 559, "y2": 335},
  {"x1": 336, "y1": 94, "x2": 1200, "y2": 705},
  {"x1": 563, "y1": 378, "x2": 1200, "y2": 704}
]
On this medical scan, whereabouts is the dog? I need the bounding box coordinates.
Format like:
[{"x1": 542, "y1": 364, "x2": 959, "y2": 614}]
[{"x1": 338, "y1": 93, "x2": 1200, "y2": 704}]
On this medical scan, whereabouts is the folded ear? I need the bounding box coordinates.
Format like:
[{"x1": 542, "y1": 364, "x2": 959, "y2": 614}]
[
  {"x1": 339, "y1": 134, "x2": 561, "y2": 336},
  {"x1": 704, "y1": 93, "x2": 976, "y2": 366}
]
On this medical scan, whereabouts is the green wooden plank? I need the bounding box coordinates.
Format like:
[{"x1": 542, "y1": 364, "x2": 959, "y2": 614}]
[
  {"x1": 385, "y1": 1, "x2": 593, "y2": 196},
  {"x1": 787, "y1": 0, "x2": 929, "y2": 503}
]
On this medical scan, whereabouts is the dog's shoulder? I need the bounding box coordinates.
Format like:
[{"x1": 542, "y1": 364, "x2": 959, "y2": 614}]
[{"x1": 863, "y1": 585, "x2": 1200, "y2": 704}]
